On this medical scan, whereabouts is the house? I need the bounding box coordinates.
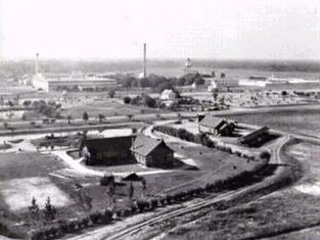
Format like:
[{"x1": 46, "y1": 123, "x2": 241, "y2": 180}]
[
  {"x1": 79, "y1": 135, "x2": 135, "y2": 166},
  {"x1": 160, "y1": 89, "x2": 179, "y2": 101},
  {"x1": 198, "y1": 115, "x2": 235, "y2": 136},
  {"x1": 131, "y1": 135, "x2": 174, "y2": 168}
]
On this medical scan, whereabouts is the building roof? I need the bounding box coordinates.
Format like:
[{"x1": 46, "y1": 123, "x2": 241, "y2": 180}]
[
  {"x1": 131, "y1": 135, "x2": 166, "y2": 156},
  {"x1": 199, "y1": 115, "x2": 226, "y2": 129},
  {"x1": 239, "y1": 126, "x2": 269, "y2": 143}
]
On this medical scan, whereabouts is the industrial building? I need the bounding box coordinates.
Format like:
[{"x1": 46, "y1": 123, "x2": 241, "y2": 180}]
[
  {"x1": 131, "y1": 135, "x2": 174, "y2": 168},
  {"x1": 32, "y1": 73, "x2": 118, "y2": 92},
  {"x1": 205, "y1": 77, "x2": 239, "y2": 91},
  {"x1": 31, "y1": 53, "x2": 117, "y2": 92},
  {"x1": 198, "y1": 115, "x2": 236, "y2": 136}
]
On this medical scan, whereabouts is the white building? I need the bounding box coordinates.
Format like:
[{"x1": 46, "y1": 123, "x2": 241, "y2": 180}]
[
  {"x1": 205, "y1": 77, "x2": 239, "y2": 91},
  {"x1": 32, "y1": 73, "x2": 117, "y2": 92},
  {"x1": 160, "y1": 89, "x2": 178, "y2": 100}
]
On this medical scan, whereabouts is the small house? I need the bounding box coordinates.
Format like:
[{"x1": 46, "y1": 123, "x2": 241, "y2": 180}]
[
  {"x1": 198, "y1": 115, "x2": 235, "y2": 136},
  {"x1": 131, "y1": 135, "x2": 174, "y2": 168}
]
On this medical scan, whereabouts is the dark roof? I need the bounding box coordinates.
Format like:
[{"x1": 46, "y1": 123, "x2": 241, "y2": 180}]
[
  {"x1": 131, "y1": 135, "x2": 164, "y2": 156},
  {"x1": 239, "y1": 126, "x2": 269, "y2": 143},
  {"x1": 80, "y1": 135, "x2": 134, "y2": 151},
  {"x1": 123, "y1": 173, "x2": 143, "y2": 181},
  {"x1": 199, "y1": 115, "x2": 226, "y2": 129}
]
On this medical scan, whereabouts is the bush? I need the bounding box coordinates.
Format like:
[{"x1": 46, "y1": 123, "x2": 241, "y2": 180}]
[
  {"x1": 136, "y1": 200, "x2": 149, "y2": 212},
  {"x1": 123, "y1": 96, "x2": 131, "y2": 104},
  {"x1": 89, "y1": 212, "x2": 102, "y2": 225},
  {"x1": 102, "y1": 209, "x2": 113, "y2": 223},
  {"x1": 30, "y1": 230, "x2": 45, "y2": 240}
]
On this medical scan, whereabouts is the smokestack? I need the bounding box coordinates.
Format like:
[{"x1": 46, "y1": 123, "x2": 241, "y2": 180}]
[
  {"x1": 143, "y1": 43, "x2": 147, "y2": 79},
  {"x1": 35, "y1": 53, "x2": 39, "y2": 76}
]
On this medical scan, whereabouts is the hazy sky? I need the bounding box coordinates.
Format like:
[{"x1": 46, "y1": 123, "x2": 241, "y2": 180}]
[{"x1": 1, "y1": 0, "x2": 319, "y2": 60}]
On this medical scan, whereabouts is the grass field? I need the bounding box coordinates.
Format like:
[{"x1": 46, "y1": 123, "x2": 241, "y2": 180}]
[
  {"x1": 60, "y1": 98, "x2": 163, "y2": 119},
  {"x1": 164, "y1": 189, "x2": 320, "y2": 240},
  {"x1": 219, "y1": 107, "x2": 320, "y2": 137}
]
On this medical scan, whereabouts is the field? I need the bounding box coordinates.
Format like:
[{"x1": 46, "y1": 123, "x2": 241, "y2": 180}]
[
  {"x1": 219, "y1": 106, "x2": 320, "y2": 137},
  {"x1": 60, "y1": 98, "x2": 164, "y2": 119}
]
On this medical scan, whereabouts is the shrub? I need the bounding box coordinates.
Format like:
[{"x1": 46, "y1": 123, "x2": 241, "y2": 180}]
[
  {"x1": 67, "y1": 220, "x2": 77, "y2": 233},
  {"x1": 136, "y1": 200, "x2": 149, "y2": 212},
  {"x1": 30, "y1": 230, "x2": 45, "y2": 240},
  {"x1": 89, "y1": 212, "x2": 102, "y2": 225},
  {"x1": 103, "y1": 209, "x2": 113, "y2": 223},
  {"x1": 123, "y1": 96, "x2": 131, "y2": 104},
  {"x1": 150, "y1": 198, "x2": 158, "y2": 210}
]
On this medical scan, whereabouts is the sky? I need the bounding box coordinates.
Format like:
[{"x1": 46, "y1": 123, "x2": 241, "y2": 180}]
[{"x1": 0, "y1": 0, "x2": 319, "y2": 60}]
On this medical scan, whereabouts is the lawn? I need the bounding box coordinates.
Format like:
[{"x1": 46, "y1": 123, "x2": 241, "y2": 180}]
[
  {"x1": 219, "y1": 107, "x2": 320, "y2": 137},
  {"x1": 60, "y1": 99, "x2": 163, "y2": 119}
]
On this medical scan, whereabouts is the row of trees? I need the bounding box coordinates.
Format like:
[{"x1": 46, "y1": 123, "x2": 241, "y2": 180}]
[
  {"x1": 29, "y1": 197, "x2": 57, "y2": 227},
  {"x1": 123, "y1": 94, "x2": 157, "y2": 108},
  {"x1": 117, "y1": 73, "x2": 207, "y2": 93}
]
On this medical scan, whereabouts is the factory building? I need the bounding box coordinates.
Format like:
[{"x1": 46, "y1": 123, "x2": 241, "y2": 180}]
[
  {"x1": 31, "y1": 53, "x2": 117, "y2": 92},
  {"x1": 32, "y1": 73, "x2": 118, "y2": 92}
]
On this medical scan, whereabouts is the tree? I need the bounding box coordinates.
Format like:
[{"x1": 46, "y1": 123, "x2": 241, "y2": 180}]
[
  {"x1": 98, "y1": 113, "x2": 105, "y2": 123},
  {"x1": 127, "y1": 114, "x2": 133, "y2": 121},
  {"x1": 23, "y1": 100, "x2": 32, "y2": 108},
  {"x1": 43, "y1": 197, "x2": 57, "y2": 223},
  {"x1": 143, "y1": 95, "x2": 156, "y2": 108},
  {"x1": 67, "y1": 115, "x2": 72, "y2": 124},
  {"x1": 260, "y1": 151, "x2": 271, "y2": 161},
  {"x1": 28, "y1": 197, "x2": 40, "y2": 226},
  {"x1": 108, "y1": 89, "x2": 115, "y2": 98},
  {"x1": 123, "y1": 96, "x2": 131, "y2": 104},
  {"x1": 83, "y1": 112, "x2": 89, "y2": 124},
  {"x1": 212, "y1": 89, "x2": 219, "y2": 103}
]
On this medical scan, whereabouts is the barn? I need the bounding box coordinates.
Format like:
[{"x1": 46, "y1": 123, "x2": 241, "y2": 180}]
[
  {"x1": 80, "y1": 135, "x2": 135, "y2": 166},
  {"x1": 131, "y1": 135, "x2": 174, "y2": 168}
]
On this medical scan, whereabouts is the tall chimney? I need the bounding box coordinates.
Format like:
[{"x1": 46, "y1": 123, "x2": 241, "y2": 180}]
[
  {"x1": 35, "y1": 53, "x2": 39, "y2": 76},
  {"x1": 143, "y1": 43, "x2": 147, "y2": 79}
]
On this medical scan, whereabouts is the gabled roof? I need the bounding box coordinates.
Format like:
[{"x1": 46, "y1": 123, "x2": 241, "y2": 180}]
[
  {"x1": 131, "y1": 135, "x2": 166, "y2": 156},
  {"x1": 123, "y1": 173, "x2": 143, "y2": 182},
  {"x1": 199, "y1": 115, "x2": 226, "y2": 129}
]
